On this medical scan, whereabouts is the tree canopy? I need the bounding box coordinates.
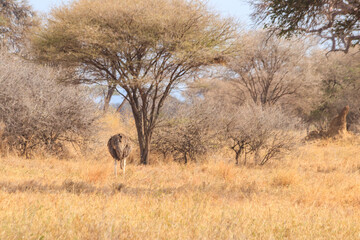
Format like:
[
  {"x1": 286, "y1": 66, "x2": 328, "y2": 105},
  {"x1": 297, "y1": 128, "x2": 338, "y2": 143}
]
[
  {"x1": 32, "y1": 0, "x2": 237, "y2": 164},
  {"x1": 226, "y1": 31, "x2": 309, "y2": 106},
  {"x1": 252, "y1": 0, "x2": 360, "y2": 53}
]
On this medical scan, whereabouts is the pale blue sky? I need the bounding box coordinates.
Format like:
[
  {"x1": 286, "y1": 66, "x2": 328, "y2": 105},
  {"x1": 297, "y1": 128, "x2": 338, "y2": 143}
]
[{"x1": 28, "y1": 0, "x2": 252, "y2": 25}]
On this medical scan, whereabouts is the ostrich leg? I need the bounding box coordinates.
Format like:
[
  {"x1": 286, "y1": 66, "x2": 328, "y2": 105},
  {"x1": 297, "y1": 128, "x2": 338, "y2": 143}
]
[
  {"x1": 119, "y1": 159, "x2": 126, "y2": 176},
  {"x1": 123, "y1": 158, "x2": 127, "y2": 176},
  {"x1": 114, "y1": 160, "x2": 117, "y2": 177}
]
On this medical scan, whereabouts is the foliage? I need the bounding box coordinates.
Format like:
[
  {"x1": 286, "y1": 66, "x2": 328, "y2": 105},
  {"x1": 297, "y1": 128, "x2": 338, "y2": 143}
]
[
  {"x1": 31, "y1": 0, "x2": 237, "y2": 164},
  {"x1": 155, "y1": 81, "x2": 301, "y2": 165},
  {"x1": 252, "y1": 0, "x2": 360, "y2": 52},
  {"x1": 0, "y1": 0, "x2": 36, "y2": 52},
  {"x1": 0, "y1": 51, "x2": 99, "y2": 157},
  {"x1": 306, "y1": 50, "x2": 360, "y2": 131}
]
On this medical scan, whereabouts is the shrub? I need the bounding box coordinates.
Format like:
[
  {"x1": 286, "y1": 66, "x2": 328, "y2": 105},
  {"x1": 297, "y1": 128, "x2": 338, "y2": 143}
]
[
  {"x1": 304, "y1": 50, "x2": 360, "y2": 132},
  {"x1": 0, "y1": 52, "x2": 99, "y2": 157},
  {"x1": 152, "y1": 103, "x2": 219, "y2": 163},
  {"x1": 225, "y1": 103, "x2": 301, "y2": 165}
]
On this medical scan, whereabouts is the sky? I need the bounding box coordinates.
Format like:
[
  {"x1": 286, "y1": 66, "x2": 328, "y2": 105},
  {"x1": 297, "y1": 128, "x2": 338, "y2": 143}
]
[{"x1": 28, "y1": 0, "x2": 252, "y2": 25}]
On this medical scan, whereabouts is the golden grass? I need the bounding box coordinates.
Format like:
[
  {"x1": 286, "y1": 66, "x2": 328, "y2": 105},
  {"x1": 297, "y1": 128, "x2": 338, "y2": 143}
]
[{"x1": 1, "y1": 137, "x2": 360, "y2": 239}]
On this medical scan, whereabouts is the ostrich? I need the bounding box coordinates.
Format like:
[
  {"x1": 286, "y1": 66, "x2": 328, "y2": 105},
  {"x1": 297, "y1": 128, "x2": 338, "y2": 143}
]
[{"x1": 107, "y1": 133, "x2": 132, "y2": 176}]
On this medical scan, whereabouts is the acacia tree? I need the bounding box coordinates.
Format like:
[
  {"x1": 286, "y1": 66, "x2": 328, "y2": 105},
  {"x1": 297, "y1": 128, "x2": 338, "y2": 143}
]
[
  {"x1": 226, "y1": 32, "x2": 308, "y2": 106},
  {"x1": 252, "y1": 0, "x2": 360, "y2": 53},
  {"x1": 32, "y1": 0, "x2": 236, "y2": 164}
]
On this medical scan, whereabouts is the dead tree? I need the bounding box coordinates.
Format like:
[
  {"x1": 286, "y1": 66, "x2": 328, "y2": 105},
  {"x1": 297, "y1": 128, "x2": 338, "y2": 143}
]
[{"x1": 107, "y1": 134, "x2": 132, "y2": 176}]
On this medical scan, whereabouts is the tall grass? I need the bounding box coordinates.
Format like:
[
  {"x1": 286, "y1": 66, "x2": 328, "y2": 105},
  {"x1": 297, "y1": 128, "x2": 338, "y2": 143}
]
[{"x1": 1, "y1": 135, "x2": 360, "y2": 239}]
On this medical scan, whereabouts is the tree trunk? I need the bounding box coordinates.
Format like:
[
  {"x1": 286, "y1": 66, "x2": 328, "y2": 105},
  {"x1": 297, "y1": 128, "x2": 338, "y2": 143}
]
[
  {"x1": 139, "y1": 133, "x2": 151, "y2": 165},
  {"x1": 130, "y1": 102, "x2": 152, "y2": 165},
  {"x1": 235, "y1": 151, "x2": 240, "y2": 165},
  {"x1": 254, "y1": 149, "x2": 260, "y2": 165},
  {"x1": 232, "y1": 142, "x2": 244, "y2": 165},
  {"x1": 244, "y1": 150, "x2": 247, "y2": 165},
  {"x1": 116, "y1": 95, "x2": 128, "y2": 113},
  {"x1": 103, "y1": 85, "x2": 115, "y2": 111},
  {"x1": 184, "y1": 153, "x2": 188, "y2": 164}
]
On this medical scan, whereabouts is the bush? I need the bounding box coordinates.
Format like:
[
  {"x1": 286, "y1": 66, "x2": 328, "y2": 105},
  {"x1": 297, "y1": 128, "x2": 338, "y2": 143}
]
[
  {"x1": 0, "y1": 52, "x2": 99, "y2": 157},
  {"x1": 304, "y1": 50, "x2": 360, "y2": 132},
  {"x1": 225, "y1": 103, "x2": 301, "y2": 165},
  {"x1": 152, "y1": 103, "x2": 219, "y2": 163}
]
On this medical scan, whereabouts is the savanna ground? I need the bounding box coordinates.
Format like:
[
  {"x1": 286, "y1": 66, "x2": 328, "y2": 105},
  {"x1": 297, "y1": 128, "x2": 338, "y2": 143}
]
[{"x1": 1, "y1": 116, "x2": 360, "y2": 239}]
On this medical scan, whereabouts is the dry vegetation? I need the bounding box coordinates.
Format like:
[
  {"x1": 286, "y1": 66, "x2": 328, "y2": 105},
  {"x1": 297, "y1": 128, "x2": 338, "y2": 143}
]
[
  {"x1": 1, "y1": 0, "x2": 360, "y2": 239},
  {"x1": 1, "y1": 115, "x2": 360, "y2": 239},
  {"x1": 0, "y1": 52, "x2": 99, "y2": 158}
]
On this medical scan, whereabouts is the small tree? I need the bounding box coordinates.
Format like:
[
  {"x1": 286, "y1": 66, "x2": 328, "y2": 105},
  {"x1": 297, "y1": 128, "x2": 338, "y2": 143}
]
[
  {"x1": 226, "y1": 31, "x2": 308, "y2": 106},
  {"x1": 32, "y1": 0, "x2": 236, "y2": 164},
  {"x1": 252, "y1": 0, "x2": 360, "y2": 53}
]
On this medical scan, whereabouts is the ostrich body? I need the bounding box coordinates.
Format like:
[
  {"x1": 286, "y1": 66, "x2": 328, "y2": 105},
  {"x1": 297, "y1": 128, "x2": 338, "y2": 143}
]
[{"x1": 107, "y1": 133, "x2": 131, "y2": 176}]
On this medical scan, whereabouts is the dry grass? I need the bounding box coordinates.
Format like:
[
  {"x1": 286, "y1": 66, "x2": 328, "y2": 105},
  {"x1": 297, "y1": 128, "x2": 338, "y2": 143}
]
[
  {"x1": 271, "y1": 170, "x2": 299, "y2": 187},
  {"x1": 1, "y1": 136, "x2": 360, "y2": 239}
]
